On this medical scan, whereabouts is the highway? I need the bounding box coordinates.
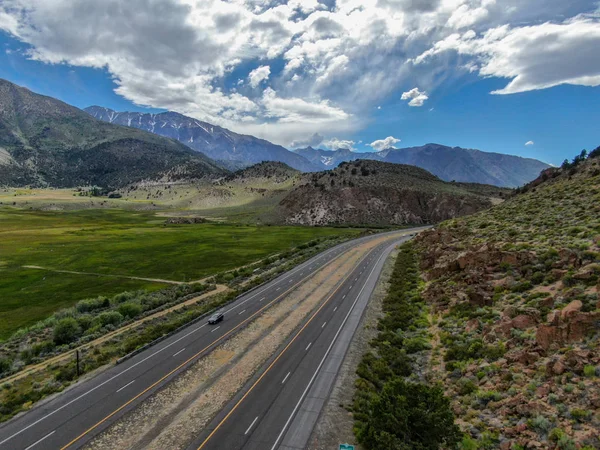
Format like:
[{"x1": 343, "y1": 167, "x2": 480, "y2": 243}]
[
  {"x1": 0, "y1": 229, "x2": 422, "y2": 450},
  {"x1": 188, "y1": 235, "x2": 410, "y2": 450}
]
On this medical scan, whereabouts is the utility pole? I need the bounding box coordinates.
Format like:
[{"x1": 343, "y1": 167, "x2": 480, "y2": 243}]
[{"x1": 76, "y1": 349, "x2": 80, "y2": 377}]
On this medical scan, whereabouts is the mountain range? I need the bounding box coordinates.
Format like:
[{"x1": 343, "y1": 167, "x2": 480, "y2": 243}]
[
  {"x1": 0, "y1": 79, "x2": 224, "y2": 188},
  {"x1": 85, "y1": 106, "x2": 549, "y2": 187},
  {"x1": 293, "y1": 144, "x2": 550, "y2": 187},
  {"x1": 84, "y1": 106, "x2": 319, "y2": 173},
  {"x1": 0, "y1": 78, "x2": 550, "y2": 190}
]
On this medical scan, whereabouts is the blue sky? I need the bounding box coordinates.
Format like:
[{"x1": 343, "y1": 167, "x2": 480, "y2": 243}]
[{"x1": 1, "y1": 1, "x2": 599, "y2": 166}]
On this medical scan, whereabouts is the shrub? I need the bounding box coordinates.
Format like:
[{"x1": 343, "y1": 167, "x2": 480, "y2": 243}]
[
  {"x1": 528, "y1": 415, "x2": 553, "y2": 434},
  {"x1": 118, "y1": 302, "x2": 142, "y2": 319},
  {"x1": 583, "y1": 365, "x2": 596, "y2": 377},
  {"x1": 94, "y1": 311, "x2": 124, "y2": 328},
  {"x1": 0, "y1": 357, "x2": 12, "y2": 375},
  {"x1": 355, "y1": 379, "x2": 460, "y2": 450},
  {"x1": 460, "y1": 436, "x2": 478, "y2": 450},
  {"x1": 53, "y1": 318, "x2": 82, "y2": 345},
  {"x1": 570, "y1": 408, "x2": 591, "y2": 422}
]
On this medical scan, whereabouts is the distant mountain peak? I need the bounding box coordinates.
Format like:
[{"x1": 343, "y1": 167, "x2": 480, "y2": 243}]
[{"x1": 85, "y1": 106, "x2": 320, "y2": 173}]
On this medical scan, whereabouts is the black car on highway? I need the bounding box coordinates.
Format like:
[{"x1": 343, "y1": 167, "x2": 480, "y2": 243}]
[{"x1": 208, "y1": 311, "x2": 224, "y2": 324}]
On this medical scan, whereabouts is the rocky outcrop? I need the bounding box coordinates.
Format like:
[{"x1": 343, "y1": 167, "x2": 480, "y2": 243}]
[{"x1": 536, "y1": 301, "x2": 600, "y2": 350}]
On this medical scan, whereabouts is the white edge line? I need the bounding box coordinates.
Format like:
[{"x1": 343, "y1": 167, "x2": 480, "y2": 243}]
[
  {"x1": 23, "y1": 430, "x2": 56, "y2": 450},
  {"x1": 244, "y1": 416, "x2": 259, "y2": 435},
  {"x1": 116, "y1": 380, "x2": 135, "y2": 393},
  {"x1": 269, "y1": 246, "x2": 390, "y2": 450}
]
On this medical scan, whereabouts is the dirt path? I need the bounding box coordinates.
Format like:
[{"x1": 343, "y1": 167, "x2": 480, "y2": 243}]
[
  {"x1": 84, "y1": 235, "x2": 396, "y2": 450},
  {"x1": 1, "y1": 285, "x2": 229, "y2": 385},
  {"x1": 22, "y1": 265, "x2": 185, "y2": 285}
]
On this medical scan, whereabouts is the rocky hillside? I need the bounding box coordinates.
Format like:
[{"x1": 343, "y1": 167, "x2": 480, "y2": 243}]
[
  {"x1": 85, "y1": 106, "x2": 319, "y2": 172},
  {"x1": 413, "y1": 148, "x2": 600, "y2": 448},
  {"x1": 279, "y1": 160, "x2": 507, "y2": 226},
  {"x1": 0, "y1": 79, "x2": 225, "y2": 188},
  {"x1": 294, "y1": 144, "x2": 550, "y2": 187}
]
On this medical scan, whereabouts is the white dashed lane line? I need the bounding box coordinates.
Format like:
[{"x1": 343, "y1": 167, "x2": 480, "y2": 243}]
[
  {"x1": 116, "y1": 380, "x2": 135, "y2": 393},
  {"x1": 24, "y1": 431, "x2": 56, "y2": 450},
  {"x1": 245, "y1": 416, "x2": 259, "y2": 435}
]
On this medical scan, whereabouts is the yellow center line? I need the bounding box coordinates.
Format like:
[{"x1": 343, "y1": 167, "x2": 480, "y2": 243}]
[
  {"x1": 196, "y1": 246, "x2": 377, "y2": 450},
  {"x1": 59, "y1": 246, "x2": 353, "y2": 450}
]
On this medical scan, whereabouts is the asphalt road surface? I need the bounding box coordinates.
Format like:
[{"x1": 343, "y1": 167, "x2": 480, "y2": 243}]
[
  {"x1": 0, "y1": 228, "x2": 423, "y2": 450},
  {"x1": 188, "y1": 235, "x2": 412, "y2": 450}
]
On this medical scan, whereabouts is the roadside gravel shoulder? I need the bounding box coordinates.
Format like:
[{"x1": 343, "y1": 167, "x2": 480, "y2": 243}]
[{"x1": 306, "y1": 246, "x2": 400, "y2": 450}]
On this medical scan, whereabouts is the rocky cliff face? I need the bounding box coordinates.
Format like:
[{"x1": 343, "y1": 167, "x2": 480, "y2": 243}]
[
  {"x1": 279, "y1": 160, "x2": 504, "y2": 226},
  {"x1": 413, "y1": 150, "x2": 600, "y2": 448}
]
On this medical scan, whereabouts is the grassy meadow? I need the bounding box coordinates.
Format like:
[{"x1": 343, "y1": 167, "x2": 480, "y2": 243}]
[{"x1": 0, "y1": 207, "x2": 359, "y2": 340}]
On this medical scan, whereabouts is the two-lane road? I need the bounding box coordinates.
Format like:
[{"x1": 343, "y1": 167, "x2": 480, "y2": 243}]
[{"x1": 0, "y1": 229, "x2": 422, "y2": 450}]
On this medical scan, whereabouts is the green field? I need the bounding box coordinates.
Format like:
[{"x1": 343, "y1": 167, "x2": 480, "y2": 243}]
[{"x1": 0, "y1": 208, "x2": 360, "y2": 339}]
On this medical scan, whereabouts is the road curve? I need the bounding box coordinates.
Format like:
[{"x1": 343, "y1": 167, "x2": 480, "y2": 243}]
[{"x1": 0, "y1": 228, "x2": 424, "y2": 450}]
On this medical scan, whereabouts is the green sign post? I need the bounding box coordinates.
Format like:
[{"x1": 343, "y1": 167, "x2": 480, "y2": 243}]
[{"x1": 339, "y1": 445, "x2": 355, "y2": 450}]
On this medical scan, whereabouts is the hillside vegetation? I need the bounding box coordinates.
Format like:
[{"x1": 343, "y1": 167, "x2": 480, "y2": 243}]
[
  {"x1": 0, "y1": 79, "x2": 224, "y2": 188},
  {"x1": 411, "y1": 147, "x2": 600, "y2": 448},
  {"x1": 280, "y1": 160, "x2": 510, "y2": 226}
]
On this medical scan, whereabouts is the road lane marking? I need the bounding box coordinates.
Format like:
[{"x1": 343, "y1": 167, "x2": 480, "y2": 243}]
[
  {"x1": 349, "y1": 285, "x2": 353, "y2": 289},
  {"x1": 305, "y1": 343, "x2": 312, "y2": 351},
  {"x1": 333, "y1": 306, "x2": 338, "y2": 312},
  {"x1": 322, "y1": 322, "x2": 327, "y2": 328},
  {"x1": 342, "y1": 294, "x2": 346, "y2": 299},
  {"x1": 239, "y1": 310, "x2": 246, "y2": 315},
  {"x1": 276, "y1": 287, "x2": 281, "y2": 291},
  {"x1": 259, "y1": 297, "x2": 265, "y2": 302},
  {"x1": 24, "y1": 431, "x2": 56, "y2": 450},
  {"x1": 116, "y1": 380, "x2": 135, "y2": 393},
  {"x1": 210, "y1": 326, "x2": 221, "y2": 333},
  {"x1": 244, "y1": 416, "x2": 259, "y2": 435},
  {"x1": 172, "y1": 348, "x2": 186, "y2": 357},
  {"x1": 269, "y1": 245, "x2": 391, "y2": 450},
  {"x1": 196, "y1": 248, "x2": 374, "y2": 450},
  {"x1": 282, "y1": 372, "x2": 291, "y2": 384}
]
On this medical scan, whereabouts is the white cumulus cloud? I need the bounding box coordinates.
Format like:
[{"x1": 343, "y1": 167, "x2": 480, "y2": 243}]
[
  {"x1": 401, "y1": 88, "x2": 429, "y2": 107},
  {"x1": 0, "y1": 0, "x2": 597, "y2": 146},
  {"x1": 369, "y1": 136, "x2": 401, "y2": 151},
  {"x1": 322, "y1": 137, "x2": 356, "y2": 151},
  {"x1": 525, "y1": 140, "x2": 534, "y2": 146},
  {"x1": 413, "y1": 16, "x2": 600, "y2": 95},
  {"x1": 248, "y1": 65, "x2": 271, "y2": 88}
]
